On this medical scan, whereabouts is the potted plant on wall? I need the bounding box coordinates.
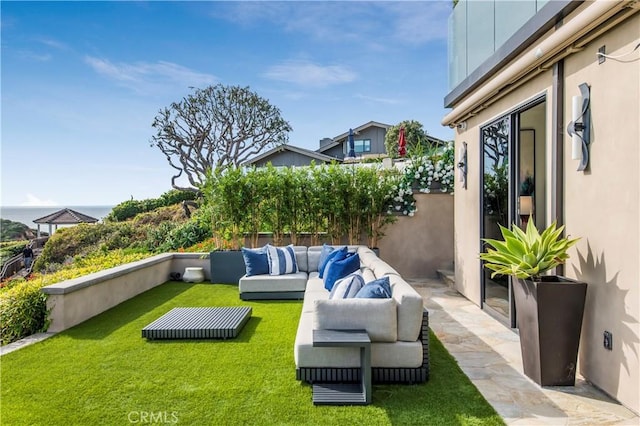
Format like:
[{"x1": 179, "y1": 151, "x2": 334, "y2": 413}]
[{"x1": 480, "y1": 220, "x2": 587, "y2": 386}]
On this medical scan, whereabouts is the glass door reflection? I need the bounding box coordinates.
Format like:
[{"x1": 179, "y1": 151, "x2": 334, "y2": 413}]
[{"x1": 481, "y1": 116, "x2": 511, "y2": 321}]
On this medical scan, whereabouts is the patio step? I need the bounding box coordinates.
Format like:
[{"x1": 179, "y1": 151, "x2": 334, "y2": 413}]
[{"x1": 437, "y1": 269, "x2": 455, "y2": 288}]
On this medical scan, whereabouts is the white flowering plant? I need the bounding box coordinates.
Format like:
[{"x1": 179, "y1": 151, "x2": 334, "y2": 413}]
[{"x1": 387, "y1": 141, "x2": 455, "y2": 216}]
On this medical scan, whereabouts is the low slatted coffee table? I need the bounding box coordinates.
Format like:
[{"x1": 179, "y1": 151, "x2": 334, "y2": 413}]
[{"x1": 142, "y1": 306, "x2": 252, "y2": 340}]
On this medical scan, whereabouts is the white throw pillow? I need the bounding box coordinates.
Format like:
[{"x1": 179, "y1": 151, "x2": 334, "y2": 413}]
[
  {"x1": 266, "y1": 244, "x2": 298, "y2": 275},
  {"x1": 329, "y1": 271, "x2": 364, "y2": 299}
]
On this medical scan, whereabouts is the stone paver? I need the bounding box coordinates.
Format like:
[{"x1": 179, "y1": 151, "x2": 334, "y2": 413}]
[
  {"x1": 409, "y1": 278, "x2": 639, "y2": 425},
  {"x1": 0, "y1": 332, "x2": 56, "y2": 356}
]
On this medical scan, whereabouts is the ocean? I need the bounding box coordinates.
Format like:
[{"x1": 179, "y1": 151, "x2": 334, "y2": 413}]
[{"x1": 0, "y1": 206, "x2": 115, "y2": 227}]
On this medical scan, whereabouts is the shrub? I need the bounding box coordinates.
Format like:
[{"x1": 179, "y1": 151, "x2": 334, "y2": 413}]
[
  {"x1": 0, "y1": 278, "x2": 48, "y2": 345},
  {"x1": 142, "y1": 222, "x2": 179, "y2": 251},
  {"x1": 159, "y1": 189, "x2": 197, "y2": 206},
  {"x1": 0, "y1": 241, "x2": 28, "y2": 265},
  {"x1": 389, "y1": 140, "x2": 455, "y2": 215},
  {"x1": 33, "y1": 224, "x2": 112, "y2": 269},
  {"x1": 106, "y1": 190, "x2": 196, "y2": 222},
  {"x1": 205, "y1": 163, "x2": 399, "y2": 248},
  {"x1": 157, "y1": 221, "x2": 211, "y2": 252}
]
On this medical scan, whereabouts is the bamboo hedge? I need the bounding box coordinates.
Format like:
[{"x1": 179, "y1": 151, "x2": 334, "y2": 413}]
[{"x1": 204, "y1": 163, "x2": 401, "y2": 249}]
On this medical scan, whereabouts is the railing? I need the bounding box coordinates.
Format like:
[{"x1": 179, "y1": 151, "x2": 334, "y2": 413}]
[
  {"x1": 0, "y1": 254, "x2": 24, "y2": 281},
  {"x1": 0, "y1": 237, "x2": 48, "y2": 281}
]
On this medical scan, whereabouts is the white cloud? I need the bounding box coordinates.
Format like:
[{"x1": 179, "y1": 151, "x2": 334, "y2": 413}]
[
  {"x1": 84, "y1": 56, "x2": 217, "y2": 93},
  {"x1": 263, "y1": 60, "x2": 357, "y2": 88},
  {"x1": 36, "y1": 37, "x2": 70, "y2": 51},
  {"x1": 355, "y1": 94, "x2": 402, "y2": 105},
  {"x1": 386, "y1": 2, "x2": 451, "y2": 45},
  {"x1": 20, "y1": 194, "x2": 58, "y2": 207},
  {"x1": 18, "y1": 51, "x2": 52, "y2": 62},
  {"x1": 213, "y1": 2, "x2": 449, "y2": 46}
]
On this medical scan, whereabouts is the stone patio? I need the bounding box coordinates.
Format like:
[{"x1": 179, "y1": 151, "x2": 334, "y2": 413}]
[{"x1": 410, "y1": 278, "x2": 639, "y2": 425}]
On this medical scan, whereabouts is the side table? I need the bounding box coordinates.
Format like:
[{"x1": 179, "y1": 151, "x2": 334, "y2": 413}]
[{"x1": 312, "y1": 329, "x2": 371, "y2": 405}]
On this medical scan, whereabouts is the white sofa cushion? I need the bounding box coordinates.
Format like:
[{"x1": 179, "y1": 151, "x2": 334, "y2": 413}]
[
  {"x1": 313, "y1": 298, "x2": 397, "y2": 342},
  {"x1": 239, "y1": 272, "x2": 307, "y2": 293},
  {"x1": 388, "y1": 274, "x2": 424, "y2": 341},
  {"x1": 295, "y1": 312, "x2": 422, "y2": 368},
  {"x1": 360, "y1": 267, "x2": 377, "y2": 283},
  {"x1": 306, "y1": 246, "x2": 323, "y2": 273},
  {"x1": 293, "y1": 246, "x2": 309, "y2": 272},
  {"x1": 302, "y1": 274, "x2": 328, "y2": 313}
]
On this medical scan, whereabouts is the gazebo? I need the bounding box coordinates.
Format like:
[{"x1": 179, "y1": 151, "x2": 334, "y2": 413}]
[{"x1": 33, "y1": 208, "x2": 99, "y2": 238}]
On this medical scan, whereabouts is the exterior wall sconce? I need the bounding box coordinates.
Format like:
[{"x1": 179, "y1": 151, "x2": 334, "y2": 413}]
[
  {"x1": 457, "y1": 141, "x2": 467, "y2": 189},
  {"x1": 566, "y1": 83, "x2": 591, "y2": 171}
]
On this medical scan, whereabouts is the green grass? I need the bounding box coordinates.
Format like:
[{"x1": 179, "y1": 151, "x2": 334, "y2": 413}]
[{"x1": 1, "y1": 283, "x2": 504, "y2": 425}]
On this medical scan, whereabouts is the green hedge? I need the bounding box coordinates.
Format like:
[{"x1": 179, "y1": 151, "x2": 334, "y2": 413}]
[
  {"x1": 0, "y1": 279, "x2": 48, "y2": 345},
  {"x1": 106, "y1": 189, "x2": 197, "y2": 222},
  {"x1": 205, "y1": 163, "x2": 400, "y2": 249}
]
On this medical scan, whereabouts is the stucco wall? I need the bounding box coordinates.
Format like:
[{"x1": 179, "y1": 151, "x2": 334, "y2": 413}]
[
  {"x1": 451, "y1": 12, "x2": 639, "y2": 414},
  {"x1": 379, "y1": 193, "x2": 454, "y2": 278},
  {"x1": 563, "y1": 16, "x2": 639, "y2": 414},
  {"x1": 42, "y1": 253, "x2": 210, "y2": 333}
]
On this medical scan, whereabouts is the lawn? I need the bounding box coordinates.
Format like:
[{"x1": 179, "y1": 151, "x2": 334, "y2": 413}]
[{"x1": 1, "y1": 282, "x2": 504, "y2": 425}]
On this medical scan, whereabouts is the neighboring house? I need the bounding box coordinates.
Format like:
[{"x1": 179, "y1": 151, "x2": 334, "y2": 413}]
[
  {"x1": 244, "y1": 120, "x2": 448, "y2": 167},
  {"x1": 443, "y1": 0, "x2": 639, "y2": 415},
  {"x1": 317, "y1": 121, "x2": 391, "y2": 160},
  {"x1": 242, "y1": 144, "x2": 338, "y2": 167}
]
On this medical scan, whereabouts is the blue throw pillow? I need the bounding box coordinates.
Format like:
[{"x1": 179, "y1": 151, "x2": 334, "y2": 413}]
[
  {"x1": 266, "y1": 244, "x2": 298, "y2": 275},
  {"x1": 241, "y1": 246, "x2": 269, "y2": 276},
  {"x1": 318, "y1": 246, "x2": 347, "y2": 278},
  {"x1": 324, "y1": 252, "x2": 360, "y2": 291},
  {"x1": 355, "y1": 276, "x2": 392, "y2": 299},
  {"x1": 317, "y1": 243, "x2": 335, "y2": 273}
]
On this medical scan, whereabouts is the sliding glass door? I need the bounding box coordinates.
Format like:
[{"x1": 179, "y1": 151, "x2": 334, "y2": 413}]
[{"x1": 480, "y1": 98, "x2": 546, "y2": 327}]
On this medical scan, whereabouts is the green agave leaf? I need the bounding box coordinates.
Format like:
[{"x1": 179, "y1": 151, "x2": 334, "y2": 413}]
[
  {"x1": 510, "y1": 225, "x2": 527, "y2": 242},
  {"x1": 481, "y1": 238, "x2": 510, "y2": 253},
  {"x1": 481, "y1": 252, "x2": 524, "y2": 268},
  {"x1": 525, "y1": 219, "x2": 541, "y2": 245},
  {"x1": 523, "y1": 253, "x2": 537, "y2": 267},
  {"x1": 504, "y1": 236, "x2": 527, "y2": 258}
]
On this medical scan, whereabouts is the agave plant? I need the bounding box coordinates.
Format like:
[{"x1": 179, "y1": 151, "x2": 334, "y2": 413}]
[{"x1": 480, "y1": 219, "x2": 580, "y2": 280}]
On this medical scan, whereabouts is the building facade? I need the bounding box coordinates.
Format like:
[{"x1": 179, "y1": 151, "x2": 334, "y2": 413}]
[{"x1": 443, "y1": 0, "x2": 639, "y2": 414}]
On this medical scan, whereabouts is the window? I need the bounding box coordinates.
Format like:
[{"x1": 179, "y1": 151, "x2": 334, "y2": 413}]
[{"x1": 345, "y1": 139, "x2": 371, "y2": 154}]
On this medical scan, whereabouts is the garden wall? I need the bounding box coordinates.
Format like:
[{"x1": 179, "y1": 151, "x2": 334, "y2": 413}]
[
  {"x1": 41, "y1": 253, "x2": 209, "y2": 333},
  {"x1": 379, "y1": 193, "x2": 454, "y2": 278}
]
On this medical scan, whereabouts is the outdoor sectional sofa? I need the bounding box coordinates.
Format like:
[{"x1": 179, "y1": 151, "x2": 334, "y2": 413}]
[{"x1": 239, "y1": 245, "x2": 430, "y2": 384}]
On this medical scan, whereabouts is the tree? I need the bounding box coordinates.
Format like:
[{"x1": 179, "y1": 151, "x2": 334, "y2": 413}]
[
  {"x1": 384, "y1": 120, "x2": 428, "y2": 158},
  {"x1": 151, "y1": 84, "x2": 292, "y2": 192}
]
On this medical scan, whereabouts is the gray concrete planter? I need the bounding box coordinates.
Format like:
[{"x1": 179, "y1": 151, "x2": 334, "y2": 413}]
[
  {"x1": 514, "y1": 276, "x2": 587, "y2": 386},
  {"x1": 210, "y1": 251, "x2": 246, "y2": 284}
]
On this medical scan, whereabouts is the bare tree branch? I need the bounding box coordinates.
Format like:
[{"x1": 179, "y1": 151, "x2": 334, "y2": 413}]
[{"x1": 151, "y1": 84, "x2": 292, "y2": 191}]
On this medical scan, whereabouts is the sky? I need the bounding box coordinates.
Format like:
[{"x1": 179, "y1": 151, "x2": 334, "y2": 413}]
[{"x1": 1, "y1": 1, "x2": 454, "y2": 207}]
